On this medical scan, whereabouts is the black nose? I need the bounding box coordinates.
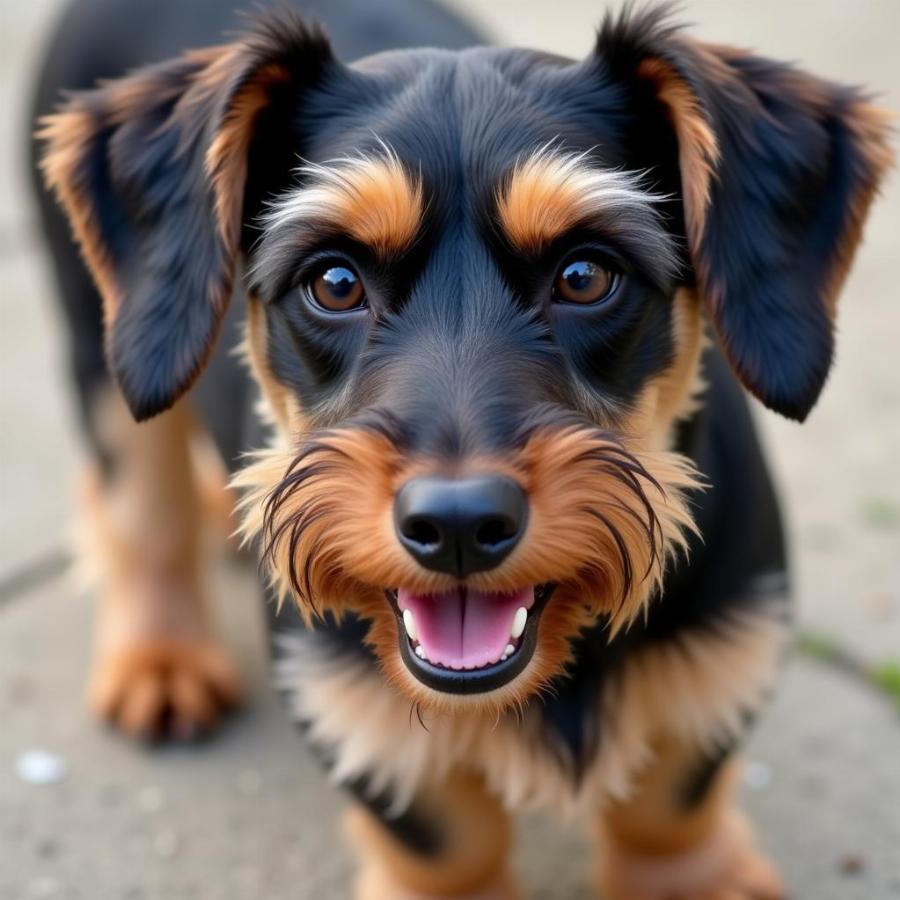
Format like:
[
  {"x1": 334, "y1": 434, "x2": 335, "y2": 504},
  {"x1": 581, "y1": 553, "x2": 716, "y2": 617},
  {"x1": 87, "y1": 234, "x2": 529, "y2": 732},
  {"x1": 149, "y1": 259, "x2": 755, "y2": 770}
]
[{"x1": 393, "y1": 475, "x2": 528, "y2": 578}]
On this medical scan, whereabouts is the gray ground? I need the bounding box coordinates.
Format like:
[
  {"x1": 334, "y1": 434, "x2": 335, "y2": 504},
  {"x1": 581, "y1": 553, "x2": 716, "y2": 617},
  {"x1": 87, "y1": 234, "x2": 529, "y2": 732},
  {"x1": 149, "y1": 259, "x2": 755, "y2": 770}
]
[{"x1": 1, "y1": 1, "x2": 898, "y2": 898}]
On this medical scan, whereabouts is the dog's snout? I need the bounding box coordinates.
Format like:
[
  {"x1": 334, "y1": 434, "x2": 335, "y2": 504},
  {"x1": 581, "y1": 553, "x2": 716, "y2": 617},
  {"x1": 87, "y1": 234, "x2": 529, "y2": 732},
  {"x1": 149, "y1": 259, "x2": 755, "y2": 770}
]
[{"x1": 394, "y1": 475, "x2": 527, "y2": 578}]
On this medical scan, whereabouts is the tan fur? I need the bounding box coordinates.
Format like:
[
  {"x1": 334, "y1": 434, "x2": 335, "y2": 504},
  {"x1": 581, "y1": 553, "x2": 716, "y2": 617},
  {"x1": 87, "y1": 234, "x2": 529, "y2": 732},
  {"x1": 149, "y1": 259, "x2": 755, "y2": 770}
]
[
  {"x1": 636, "y1": 57, "x2": 720, "y2": 251},
  {"x1": 241, "y1": 296, "x2": 307, "y2": 434},
  {"x1": 81, "y1": 391, "x2": 241, "y2": 738},
  {"x1": 347, "y1": 773, "x2": 518, "y2": 898},
  {"x1": 265, "y1": 150, "x2": 425, "y2": 256},
  {"x1": 495, "y1": 148, "x2": 660, "y2": 254},
  {"x1": 603, "y1": 743, "x2": 741, "y2": 857},
  {"x1": 820, "y1": 101, "x2": 895, "y2": 319},
  {"x1": 189, "y1": 425, "x2": 242, "y2": 551},
  {"x1": 598, "y1": 812, "x2": 784, "y2": 900},
  {"x1": 89, "y1": 636, "x2": 242, "y2": 738},
  {"x1": 597, "y1": 755, "x2": 784, "y2": 900},
  {"x1": 355, "y1": 866, "x2": 519, "y2": 900},
  {"x1": 38, "y1": 108, "x2": 123, "y2": 321},
  {"x1": 234, "y1": 424, "x2": 699, "y2": 712},
  {"x1": 623, "y1": 289, "x2": 707, "y2": 452},
  {"x1": 235, "y1": 427, "x2": 698, "y2": 616},
  {"x1": 206, "y1": 61, "x2": 291, "y2": 254},
  {"x1": 273, "y1": 608, "x2": 786, "y2": 818}
]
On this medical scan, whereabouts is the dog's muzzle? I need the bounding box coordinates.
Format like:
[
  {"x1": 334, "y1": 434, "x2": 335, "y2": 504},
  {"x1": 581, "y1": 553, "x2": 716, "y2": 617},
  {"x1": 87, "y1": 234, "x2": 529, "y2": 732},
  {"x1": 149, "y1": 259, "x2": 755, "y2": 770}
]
[{"x1": 390, "y1": 473, "x2": 551, "y2": 693}]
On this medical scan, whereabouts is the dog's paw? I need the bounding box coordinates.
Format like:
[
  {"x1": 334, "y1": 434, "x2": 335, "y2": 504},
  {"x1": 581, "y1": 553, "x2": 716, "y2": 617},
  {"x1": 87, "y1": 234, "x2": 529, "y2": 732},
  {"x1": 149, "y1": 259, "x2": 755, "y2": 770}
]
[
  {"x1": 355, "y1": 866, "x2": 521, "y2": 900},
  {"x1": 598, "y1": 813, "x2": 785, "y2": 900},
  {"x1": 88, "y1": 638, "x2": 242, "y2": 741}
]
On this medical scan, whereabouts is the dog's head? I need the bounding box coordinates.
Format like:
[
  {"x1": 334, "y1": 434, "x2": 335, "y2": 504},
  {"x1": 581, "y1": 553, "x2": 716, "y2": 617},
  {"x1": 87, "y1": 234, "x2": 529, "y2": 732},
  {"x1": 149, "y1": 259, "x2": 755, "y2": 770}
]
[{"x1": 42, "y1": 8, "x2": 891, "y2": 711}]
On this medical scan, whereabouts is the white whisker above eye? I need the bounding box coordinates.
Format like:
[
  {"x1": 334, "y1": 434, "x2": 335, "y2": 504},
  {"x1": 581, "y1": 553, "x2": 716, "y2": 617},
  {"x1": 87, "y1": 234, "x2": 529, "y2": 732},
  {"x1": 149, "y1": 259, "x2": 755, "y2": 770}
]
[
  {"x1": 495, "y1": 148, "x2": 678, "y2": 280},
  {"x1": 256, "y1": 147, "x2": 424, "y2": 263}
]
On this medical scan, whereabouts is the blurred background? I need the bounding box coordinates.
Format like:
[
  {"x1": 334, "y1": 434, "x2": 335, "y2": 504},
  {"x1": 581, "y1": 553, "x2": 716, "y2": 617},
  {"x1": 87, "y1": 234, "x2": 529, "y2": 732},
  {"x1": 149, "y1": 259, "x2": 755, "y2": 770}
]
[{"x1": 1, "y1": 1, "x2": 898, "y2": 898}]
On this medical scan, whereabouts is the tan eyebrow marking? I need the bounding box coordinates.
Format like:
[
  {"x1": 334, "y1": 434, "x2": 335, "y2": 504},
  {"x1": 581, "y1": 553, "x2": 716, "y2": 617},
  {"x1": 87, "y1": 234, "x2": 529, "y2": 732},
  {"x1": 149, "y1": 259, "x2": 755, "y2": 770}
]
[
  {"x1": 266, "y1": 150, "x2": 424, "y2": 256},
  {"x1": 496, "y1": 148, "x2": 660, "y2": 254}
]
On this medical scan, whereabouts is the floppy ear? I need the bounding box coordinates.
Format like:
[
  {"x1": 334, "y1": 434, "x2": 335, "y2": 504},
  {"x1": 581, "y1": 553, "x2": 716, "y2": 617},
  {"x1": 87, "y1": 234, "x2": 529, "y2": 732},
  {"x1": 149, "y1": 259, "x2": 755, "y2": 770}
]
[
  {"x1": 595, "y1": 10, "x2": 893, "y2": 420},
  {"x1": 40, "y1": 15, "x2": 334, "y2": 421}
]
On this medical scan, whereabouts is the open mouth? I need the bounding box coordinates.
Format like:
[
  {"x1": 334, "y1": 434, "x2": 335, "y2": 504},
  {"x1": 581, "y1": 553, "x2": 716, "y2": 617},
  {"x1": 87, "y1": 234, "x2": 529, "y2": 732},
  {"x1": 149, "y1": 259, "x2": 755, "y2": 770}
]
[{"x1": 387, "y1": 584, "x2": 555, "y2": 694}]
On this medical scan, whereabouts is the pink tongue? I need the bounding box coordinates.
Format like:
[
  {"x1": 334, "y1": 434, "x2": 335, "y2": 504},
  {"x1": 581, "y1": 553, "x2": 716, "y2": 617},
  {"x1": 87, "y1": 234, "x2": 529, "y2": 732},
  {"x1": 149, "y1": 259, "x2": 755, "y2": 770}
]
[{"x1": 398, "y1": 586, "x2": 534, "y2": 669}]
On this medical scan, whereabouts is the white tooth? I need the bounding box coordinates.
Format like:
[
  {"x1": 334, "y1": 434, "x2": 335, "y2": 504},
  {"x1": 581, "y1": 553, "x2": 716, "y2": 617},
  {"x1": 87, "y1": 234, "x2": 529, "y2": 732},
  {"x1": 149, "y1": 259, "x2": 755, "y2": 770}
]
[
  {"x1": 500, "y1": 654, "x2": 508, "y2": 662},
  {"x1": 415, "y1": 644, "x2": 426, "y2": 659},
  {"x1": 504, "y1": 643, "x2": 515, "y2": 657},
  {"x1": 511, "y1": 607, "x2": 528, "y2": 639},
  {"x1": 403, "y1": 609, "x2": 418, "y2": 642}
]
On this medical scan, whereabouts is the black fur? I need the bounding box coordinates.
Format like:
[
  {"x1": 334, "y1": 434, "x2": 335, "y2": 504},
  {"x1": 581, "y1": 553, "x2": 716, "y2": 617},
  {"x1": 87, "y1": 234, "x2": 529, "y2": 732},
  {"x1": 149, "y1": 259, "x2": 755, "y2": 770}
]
[
  {"x1": 595, "y1": 7, "x2": 886, "y2": 420},
  {"x1": 37, "y1": 6, "x2": 885, "y2": 431}
]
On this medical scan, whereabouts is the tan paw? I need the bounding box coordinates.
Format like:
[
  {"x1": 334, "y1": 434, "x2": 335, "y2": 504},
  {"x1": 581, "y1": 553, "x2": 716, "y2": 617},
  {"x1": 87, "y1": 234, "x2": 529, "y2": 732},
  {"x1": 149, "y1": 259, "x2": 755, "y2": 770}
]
[
  {"x1": 88, "y1": 638, "x2": 242, "y2": 740},
  {"x1": 598, "y1": 813, "x2": 785, "y2": 900},
  {"x1": 356, "y1": 865, "x2": 521, "y2": 900}
]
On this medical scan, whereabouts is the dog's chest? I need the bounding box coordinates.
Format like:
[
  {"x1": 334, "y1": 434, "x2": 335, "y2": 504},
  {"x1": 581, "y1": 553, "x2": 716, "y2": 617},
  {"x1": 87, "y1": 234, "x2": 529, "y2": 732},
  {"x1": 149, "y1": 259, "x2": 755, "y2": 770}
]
[{"x1": 271, "y1": 604, "x2": 787, "y2": 819}]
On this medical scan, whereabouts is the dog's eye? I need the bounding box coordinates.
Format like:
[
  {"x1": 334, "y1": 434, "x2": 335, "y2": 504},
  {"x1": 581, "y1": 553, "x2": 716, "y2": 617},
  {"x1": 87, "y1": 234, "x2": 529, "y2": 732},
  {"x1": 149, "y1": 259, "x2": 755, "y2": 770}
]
[
  {"x1": 553, "y1": 259, "x2": 617, "y2": 305},
  {"x1": 309, "y1": 264, "x2": 366, "y2": 312}
]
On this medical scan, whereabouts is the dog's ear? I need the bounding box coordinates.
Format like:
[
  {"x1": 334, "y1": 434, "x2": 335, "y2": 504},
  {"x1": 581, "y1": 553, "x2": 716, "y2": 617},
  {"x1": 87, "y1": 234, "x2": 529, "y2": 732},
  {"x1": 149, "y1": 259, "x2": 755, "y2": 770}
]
[
  {"x1": 593, "y1": 10, "x2": 893, "y2": 420},
  {"x1": 40, "y1": 15, "x2": 334, "y2": 420}
]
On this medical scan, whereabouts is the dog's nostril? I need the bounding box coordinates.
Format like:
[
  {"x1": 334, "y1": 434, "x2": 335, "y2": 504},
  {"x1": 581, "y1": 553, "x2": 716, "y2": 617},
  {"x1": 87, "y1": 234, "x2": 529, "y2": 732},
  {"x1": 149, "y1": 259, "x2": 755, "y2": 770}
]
[
  {"x1": 475, "y1": 516, "x2": 516, "y2": 548},
  {"x1": 402, "y1": 517, "x2": 441, "y2": 547}
]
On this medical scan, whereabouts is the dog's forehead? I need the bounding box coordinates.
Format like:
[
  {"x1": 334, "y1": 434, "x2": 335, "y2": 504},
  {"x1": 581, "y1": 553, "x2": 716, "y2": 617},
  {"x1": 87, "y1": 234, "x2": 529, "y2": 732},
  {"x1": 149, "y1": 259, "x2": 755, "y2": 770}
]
[
  {"x1": 253, "y1": 44, "x2": 657, "y2": 281},
  {"x1": 300, "y1": 46, "x2": 624, "y2": 188}
]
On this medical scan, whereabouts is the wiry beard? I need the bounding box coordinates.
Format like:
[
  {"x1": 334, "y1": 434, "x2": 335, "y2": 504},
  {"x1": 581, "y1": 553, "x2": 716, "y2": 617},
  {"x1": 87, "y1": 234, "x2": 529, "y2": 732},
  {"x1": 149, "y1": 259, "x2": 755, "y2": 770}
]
[{"x1": 232, "y1": 409, "x2": 701, "y2": 708}]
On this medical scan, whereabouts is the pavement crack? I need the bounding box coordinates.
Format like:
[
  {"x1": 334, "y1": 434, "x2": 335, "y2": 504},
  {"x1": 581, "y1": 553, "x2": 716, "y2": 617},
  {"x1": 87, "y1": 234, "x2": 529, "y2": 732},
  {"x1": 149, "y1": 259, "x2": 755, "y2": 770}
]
[{"x1": 0, "y1": 546, "x2": 70, "y2": 605}]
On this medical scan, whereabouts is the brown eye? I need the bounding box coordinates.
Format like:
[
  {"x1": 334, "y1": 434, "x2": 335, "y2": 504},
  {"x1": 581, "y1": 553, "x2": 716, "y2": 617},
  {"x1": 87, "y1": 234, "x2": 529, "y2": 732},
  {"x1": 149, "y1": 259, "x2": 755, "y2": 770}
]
[
  {"x1": 553, "y1": 259, "x2": 616, "y2": 305},
  {"x1": 310, "y1": 264, "x2": 366, "y2": 311}
]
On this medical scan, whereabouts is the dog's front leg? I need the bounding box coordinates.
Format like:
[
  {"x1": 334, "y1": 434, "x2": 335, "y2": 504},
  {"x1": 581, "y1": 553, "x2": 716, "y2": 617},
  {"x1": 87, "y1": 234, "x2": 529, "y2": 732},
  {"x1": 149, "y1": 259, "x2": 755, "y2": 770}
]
[
  {"x1": 83, "y1": 389, "x2": 241, "y2": 740},
  {"x1": 595, "y1": 738, "x2": 784, "y2": 900},
  {"x1": 346, "y1": 772, "x2": 520, "y2": 900}
]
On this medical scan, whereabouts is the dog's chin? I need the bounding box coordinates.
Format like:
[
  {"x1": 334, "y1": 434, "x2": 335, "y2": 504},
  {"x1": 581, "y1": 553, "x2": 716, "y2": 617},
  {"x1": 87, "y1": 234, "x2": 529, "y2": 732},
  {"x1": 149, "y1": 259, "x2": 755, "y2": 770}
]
[{"x1": 385, "y1": 584, "x2": 556, "y2": 695}]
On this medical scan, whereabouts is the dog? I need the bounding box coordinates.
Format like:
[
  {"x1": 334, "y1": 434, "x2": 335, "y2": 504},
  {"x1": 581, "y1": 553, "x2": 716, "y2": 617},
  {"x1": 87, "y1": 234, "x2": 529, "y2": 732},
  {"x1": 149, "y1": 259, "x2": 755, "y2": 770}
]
[{"x1": 34, "y1": 2, "x2": 892, "y2": 897}]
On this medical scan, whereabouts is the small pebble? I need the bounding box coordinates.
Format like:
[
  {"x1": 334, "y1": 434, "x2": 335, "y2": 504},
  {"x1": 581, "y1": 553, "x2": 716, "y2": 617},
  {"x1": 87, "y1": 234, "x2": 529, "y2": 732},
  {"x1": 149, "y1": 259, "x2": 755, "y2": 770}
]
[
  {"x1": 16, "y1": 750, "x2": 66, "y2": 786},
  {"x1": 743, "y1": 760, "x2": 772, "y2": 791}
]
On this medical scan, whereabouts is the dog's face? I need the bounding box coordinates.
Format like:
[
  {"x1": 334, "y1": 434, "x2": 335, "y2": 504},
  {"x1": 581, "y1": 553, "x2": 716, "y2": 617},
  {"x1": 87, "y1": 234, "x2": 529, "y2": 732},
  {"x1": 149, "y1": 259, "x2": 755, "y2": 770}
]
[{"x1": 42, "y1": 10, "x2": 890, "y2": 711}]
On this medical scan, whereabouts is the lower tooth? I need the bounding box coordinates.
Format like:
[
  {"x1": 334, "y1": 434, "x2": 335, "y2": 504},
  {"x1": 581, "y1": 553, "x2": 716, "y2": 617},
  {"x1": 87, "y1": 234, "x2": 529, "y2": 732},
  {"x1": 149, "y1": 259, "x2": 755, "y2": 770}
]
[
  {"x1": 415, "y1": 645, "x2": 426, "y2": 659},
  {"x1": 504, "y1": 643, "x2": 515, "y2": 657}
]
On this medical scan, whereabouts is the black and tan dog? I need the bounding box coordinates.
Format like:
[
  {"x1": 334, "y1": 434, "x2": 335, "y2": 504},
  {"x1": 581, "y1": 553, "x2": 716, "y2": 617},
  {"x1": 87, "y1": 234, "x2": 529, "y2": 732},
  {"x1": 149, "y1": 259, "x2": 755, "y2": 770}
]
[{"x1": 33, "y1": 1, "x2": 891, "y2": 897}]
